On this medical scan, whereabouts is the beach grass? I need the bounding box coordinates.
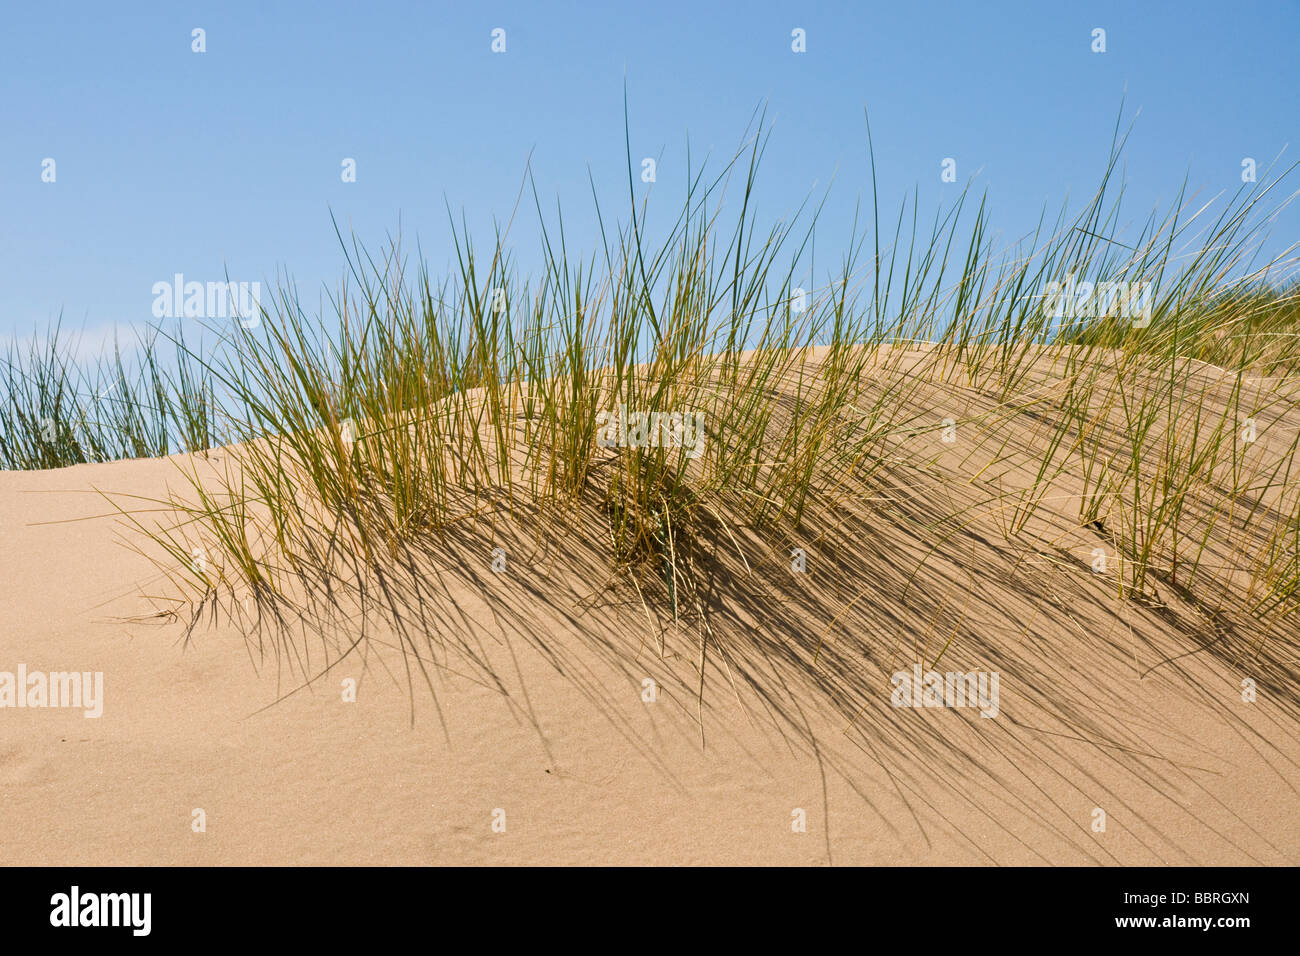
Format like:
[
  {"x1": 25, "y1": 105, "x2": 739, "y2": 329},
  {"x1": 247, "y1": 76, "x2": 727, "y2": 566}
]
[{"x1": 4, "y1": 111, "x2": 1299, "y2": 677}]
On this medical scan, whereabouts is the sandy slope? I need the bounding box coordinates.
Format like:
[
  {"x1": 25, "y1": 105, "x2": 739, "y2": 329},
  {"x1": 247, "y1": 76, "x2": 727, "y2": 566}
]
[{"x1": 2, "y1": 351, "x2": 1298, "y2": 865}]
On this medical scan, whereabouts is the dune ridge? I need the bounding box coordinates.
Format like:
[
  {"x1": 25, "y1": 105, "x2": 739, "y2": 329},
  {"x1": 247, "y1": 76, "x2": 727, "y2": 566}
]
[{"x1": 2, "y1": 341, "x2": 1297, "y2": 865}]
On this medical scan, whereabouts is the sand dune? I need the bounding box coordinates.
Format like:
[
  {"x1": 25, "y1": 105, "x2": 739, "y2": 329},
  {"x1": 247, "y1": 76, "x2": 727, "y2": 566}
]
[{"x1": 2, "y1": 346, "x2": 1296, "y2": 866}]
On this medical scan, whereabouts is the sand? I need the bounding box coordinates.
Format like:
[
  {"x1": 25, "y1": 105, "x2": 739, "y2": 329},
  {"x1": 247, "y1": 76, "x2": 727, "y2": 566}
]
[{"x1": 2, "y1": 351, "x2": 1297, "y2": 865}]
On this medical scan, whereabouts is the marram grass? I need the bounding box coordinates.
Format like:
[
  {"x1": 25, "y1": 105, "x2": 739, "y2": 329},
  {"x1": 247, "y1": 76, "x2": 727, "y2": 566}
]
[{"x1": 3, "y1": 114, "x2": 1299, "y2": 700}]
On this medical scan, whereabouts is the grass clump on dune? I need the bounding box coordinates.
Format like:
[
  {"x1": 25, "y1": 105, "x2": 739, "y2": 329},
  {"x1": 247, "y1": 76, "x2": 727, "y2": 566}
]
[
  {"x1": 4, "y1": 109, "x2": 1299, "y2": 706},
  {"x1": 0, "y1": 322, "x2": 217, "y2": 469}
]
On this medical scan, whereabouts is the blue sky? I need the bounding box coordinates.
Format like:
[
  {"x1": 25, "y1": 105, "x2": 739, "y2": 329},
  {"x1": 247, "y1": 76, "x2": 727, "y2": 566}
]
[{"x1": 2, "y1": 0, "x2": 1296, "y2": 343}]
